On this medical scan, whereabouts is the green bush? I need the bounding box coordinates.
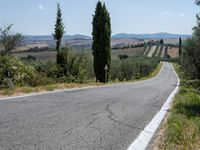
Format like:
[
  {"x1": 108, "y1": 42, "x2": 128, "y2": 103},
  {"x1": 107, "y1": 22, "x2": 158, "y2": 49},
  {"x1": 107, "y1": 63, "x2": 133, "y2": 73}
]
[
  {"x1": 118, "y1": 54, "x2": 129, "y2": 60},
  {"x1": 32, "y1": 50, "x2": 94, "y2": 83},
  {"x1": 110, "y1": 56, "x2": 160, "y2": 81},
  {"x1": 0, "y1": 55, "x2": 38, "y2": 88}
]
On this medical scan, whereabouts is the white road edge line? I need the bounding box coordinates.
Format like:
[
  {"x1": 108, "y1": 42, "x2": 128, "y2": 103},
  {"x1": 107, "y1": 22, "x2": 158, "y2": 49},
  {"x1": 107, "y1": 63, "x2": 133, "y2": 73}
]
[
  {"x1": 0, "y1": 62, "x2": 164, "y2": 101},
  {"x1": 127, "y1": 63, "x2": 180, "y2": 150}
]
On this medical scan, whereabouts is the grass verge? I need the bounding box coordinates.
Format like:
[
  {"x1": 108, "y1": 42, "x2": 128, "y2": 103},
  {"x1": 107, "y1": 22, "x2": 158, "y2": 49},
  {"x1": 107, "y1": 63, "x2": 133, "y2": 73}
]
[
  {"x1": 154, "y1": 64, "x2": 200, "y2": 150},
  {"x1": 0, "y1": 62, "x2": 163, "y2": 98}
]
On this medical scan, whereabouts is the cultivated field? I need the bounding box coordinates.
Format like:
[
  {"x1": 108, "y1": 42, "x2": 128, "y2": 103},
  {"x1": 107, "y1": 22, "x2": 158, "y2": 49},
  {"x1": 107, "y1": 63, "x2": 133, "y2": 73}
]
[
  {"x1": 13, "y1": 47, "x2": 144, "y2": 61},
  {"x1": 167, "y1": 47, "x2": 179, "y2": 58},
  {"x1": 143, "y1": 45, "x2": 179, "y2": 58},
  {"x1": 147, "y1": 46, "x2": 157, "y2": 57},
  {"x1": 13, "y1": 51, "x2": 57, "y2": 61},
  {"x1": 13, "y1": 46, "x2": 179, "y2": 61}
]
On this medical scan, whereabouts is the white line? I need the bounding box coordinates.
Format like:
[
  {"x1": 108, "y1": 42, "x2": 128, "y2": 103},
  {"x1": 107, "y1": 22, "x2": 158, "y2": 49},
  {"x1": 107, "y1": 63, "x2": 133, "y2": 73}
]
[
  {"x1": 0, "y1": 63, "x2": 165, "y2": 101},
  {"x1": 127, "y1": 63, "x2": 180, "y2": 150}
]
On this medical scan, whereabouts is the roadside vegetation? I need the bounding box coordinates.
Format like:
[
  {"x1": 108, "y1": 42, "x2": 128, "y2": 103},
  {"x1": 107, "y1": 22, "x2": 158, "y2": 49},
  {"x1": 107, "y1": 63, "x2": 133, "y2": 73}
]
[
  {"x1": 156, "y1": 64, "x2": 200, "y2": 149},
  {"x1": 155, "y1": 1, "x2": 200, "y2": 149}
]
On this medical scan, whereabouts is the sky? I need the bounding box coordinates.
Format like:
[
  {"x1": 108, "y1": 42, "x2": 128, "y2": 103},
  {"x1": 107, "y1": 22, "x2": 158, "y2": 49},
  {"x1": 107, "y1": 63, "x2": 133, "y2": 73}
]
[{"x1": 0, "y1": 0, "x2": 198, "y2": 35}]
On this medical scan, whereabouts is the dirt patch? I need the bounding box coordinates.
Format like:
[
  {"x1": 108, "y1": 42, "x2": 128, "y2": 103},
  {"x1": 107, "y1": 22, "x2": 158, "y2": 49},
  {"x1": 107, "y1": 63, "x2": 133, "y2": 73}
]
[{"x1": 168, "y1": 48, "x2": 179, "y2": 58}]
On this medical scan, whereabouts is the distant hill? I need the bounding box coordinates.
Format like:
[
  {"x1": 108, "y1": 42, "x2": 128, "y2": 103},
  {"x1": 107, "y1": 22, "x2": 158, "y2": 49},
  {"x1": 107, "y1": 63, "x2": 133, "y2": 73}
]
[
  {"x1": 20, "y1": 33, "x2": 191, "y2": 51},
  {"x1": 24, "y1": 33, "x2": 191, "y2": 42},
  {"x1": 24, "y1": 35, "x2": 91, "y2": 41},
  {"x1": 112, "y1": 33, "x2": 192, "y2": 39}
]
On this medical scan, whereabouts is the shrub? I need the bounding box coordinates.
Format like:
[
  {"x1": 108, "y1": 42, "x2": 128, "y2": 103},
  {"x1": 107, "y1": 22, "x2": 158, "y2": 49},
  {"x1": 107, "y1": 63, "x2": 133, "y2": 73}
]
[
  {"x1": 21, "y1": 55, "x2": 36, "y2": 61},
  {"x1": 110, "y1": 56, "x2": 160, "y2": 81},
  {"x1": 118, "y1": 54, "x2": 129, "y2": 60},
  {"x1": 32, "y1": 51, "x2": 94, "y2": 83},
  {"x1": 0, "y1": 55, "x2": 37, "y2": 88}
]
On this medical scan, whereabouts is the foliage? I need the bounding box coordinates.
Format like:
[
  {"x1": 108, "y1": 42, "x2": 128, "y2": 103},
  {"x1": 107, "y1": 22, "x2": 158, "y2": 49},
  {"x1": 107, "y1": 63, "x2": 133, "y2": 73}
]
[
  {"x1": 56, "y1": 48, "x2": 69, "y2": 76},
  {"x1": 0, "y1": 55, "x2": 39, "y2": 88},
  {"x1": 0, "y1": 24, "x2": 22, "y2": 54},
  {"x1": 21, "y1": 55, "x2": 36, "y2": 61},
  {"x1": 181, "y1": 5, "x2": 200, "y2": 80},
  {"x1": 160, "y1": 39, "x2": 164, "y2": 44},
  {"x1": 196, "y1": 0, "x2": 200, "y2": 5},
  {"x1": 118, "y1": 54, "x2": 129, "y2": 60},
  {"x1": 179, "y1": 37, "x2": 182, "y2": 57},
  {"x1": 92, "y1": 1, "x2": 111, "y2": 83},
  {"x1": 53, "y1": 2, "x2": 65, "y2": 64},
  {"x1": 158, "y1": 64, "x2": 200, "y2": 149},
  {"x1": 110, "y1": 56, "x2": 160, "y2": 81},
  {"x1": 33, "y1": 51, "x2": 94, "y2": 83},
  {"x1": 181, "y1": 38, "x2": 200, "y2": 79}
]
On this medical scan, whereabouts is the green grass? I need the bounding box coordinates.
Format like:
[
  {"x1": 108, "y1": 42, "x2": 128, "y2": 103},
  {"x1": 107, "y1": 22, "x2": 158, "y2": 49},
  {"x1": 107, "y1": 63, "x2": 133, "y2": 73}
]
[{"x1": 157, "y1": 64, "x2": 200, "y2": 149}]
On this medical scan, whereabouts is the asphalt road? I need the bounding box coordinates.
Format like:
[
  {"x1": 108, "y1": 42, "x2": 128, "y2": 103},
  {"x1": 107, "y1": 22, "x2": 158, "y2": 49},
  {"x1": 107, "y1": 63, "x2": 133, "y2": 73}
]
[{"x1": 0, "y1": 62, "x2": 178, "y2": 150}]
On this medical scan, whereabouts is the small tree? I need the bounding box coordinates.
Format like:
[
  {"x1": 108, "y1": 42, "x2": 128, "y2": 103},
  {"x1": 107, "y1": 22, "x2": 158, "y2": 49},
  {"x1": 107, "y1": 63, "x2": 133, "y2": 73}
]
[
  {"x1": 0, "y1": 24, "x2": 22, "y2": 55},
  {"x1": 53, "y1": 3, "x2": 65, "y2": 64},
  {"x1": 92, "y1": 1, "x2": 111, "y2": 83}
]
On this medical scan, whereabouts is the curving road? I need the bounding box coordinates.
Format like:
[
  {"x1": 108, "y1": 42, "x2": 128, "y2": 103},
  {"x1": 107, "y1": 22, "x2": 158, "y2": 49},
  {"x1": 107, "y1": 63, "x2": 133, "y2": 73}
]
[{"x1": 0, "y1": 62, "x2": 178, "y2": 150}]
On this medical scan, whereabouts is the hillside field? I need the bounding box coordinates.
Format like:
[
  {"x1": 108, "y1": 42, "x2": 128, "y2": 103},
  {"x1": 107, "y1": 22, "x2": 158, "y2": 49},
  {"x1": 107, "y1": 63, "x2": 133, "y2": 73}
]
[
  {"x1": 13, "y1": 47, "x2": 144, "y2": 61},
  {"x1": 143, "y1": 45, "x2": 179, "y2": 58}
]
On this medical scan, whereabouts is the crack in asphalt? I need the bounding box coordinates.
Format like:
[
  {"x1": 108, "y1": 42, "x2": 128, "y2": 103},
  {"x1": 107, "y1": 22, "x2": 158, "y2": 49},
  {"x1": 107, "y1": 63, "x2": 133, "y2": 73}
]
[
  {"x1": 86, "y1": 118, "x2": 97, "y2": 127},
  {"x1": 104, "y1": 104, "x2": 143, "y2": 131}
]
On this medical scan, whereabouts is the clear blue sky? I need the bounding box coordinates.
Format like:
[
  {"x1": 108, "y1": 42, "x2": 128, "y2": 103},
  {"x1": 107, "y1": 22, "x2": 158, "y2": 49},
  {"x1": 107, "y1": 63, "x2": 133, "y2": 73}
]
[{"x1": 0, "y1": 0, "x2": 198, "y2": 35}]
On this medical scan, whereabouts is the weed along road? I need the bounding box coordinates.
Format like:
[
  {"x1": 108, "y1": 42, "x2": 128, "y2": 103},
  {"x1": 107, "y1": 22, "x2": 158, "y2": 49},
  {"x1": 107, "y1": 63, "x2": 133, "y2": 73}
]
[{"x1": 0, "y1": 62, "x2": 178, "y2": 150}]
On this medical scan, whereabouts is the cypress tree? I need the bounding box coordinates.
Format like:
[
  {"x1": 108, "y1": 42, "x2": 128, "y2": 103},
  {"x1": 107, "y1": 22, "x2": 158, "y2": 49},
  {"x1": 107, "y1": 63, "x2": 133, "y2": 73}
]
[
  {"x1": 179, "y1": 37, "x2": 182, "y2": 56},
  {"x1": 160, "y1": 39, "x2": 164, "y2": 44},
  {"x1": 92, "y1": 1, "x2": 111, "y2": 83},
  {"x1": 53, "y1": 3, "x2": 65, "y2": 64}
]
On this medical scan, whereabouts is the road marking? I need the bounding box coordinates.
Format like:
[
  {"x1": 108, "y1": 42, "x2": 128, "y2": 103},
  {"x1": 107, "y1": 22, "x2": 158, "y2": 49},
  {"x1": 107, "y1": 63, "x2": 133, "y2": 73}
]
[
  {"x1": 127, "y1": 63, "x2": 180, "y2": 150},
  {"x1": 0, "y1": 63, "x2": 164, "y2": 101}
]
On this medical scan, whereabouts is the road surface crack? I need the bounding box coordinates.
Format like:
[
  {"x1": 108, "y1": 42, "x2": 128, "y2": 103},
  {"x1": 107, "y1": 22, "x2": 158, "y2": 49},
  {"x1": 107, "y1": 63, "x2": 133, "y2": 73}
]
[
  {"x1": 104, "y1": 104, "x2": 143, "y2": 131},
  {"x1": 86, "y1": 118, "x2": 97, "y2": 127}
]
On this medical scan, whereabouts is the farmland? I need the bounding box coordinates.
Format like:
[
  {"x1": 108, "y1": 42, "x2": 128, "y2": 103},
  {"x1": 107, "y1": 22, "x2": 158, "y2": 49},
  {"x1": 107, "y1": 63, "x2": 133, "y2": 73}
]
[
  {"x1": 13, "y1": 47, "x2": 144, "y2": 61},
  {"x1": 13, "y1": 45, "x2": 179, "y2": 62},
  {"x1": 143, "y1": 45, "x2": 179, "y2": 58}
]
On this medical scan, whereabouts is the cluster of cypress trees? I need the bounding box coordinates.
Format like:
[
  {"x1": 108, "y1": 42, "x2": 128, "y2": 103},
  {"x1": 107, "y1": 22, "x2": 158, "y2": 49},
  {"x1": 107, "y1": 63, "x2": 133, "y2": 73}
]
[
  {"x1": 53, "y1": 1, "x2": 111, "y2": 83},
  {"x1": 92, "y1": 1, "x2": 111, "y2": 83}
]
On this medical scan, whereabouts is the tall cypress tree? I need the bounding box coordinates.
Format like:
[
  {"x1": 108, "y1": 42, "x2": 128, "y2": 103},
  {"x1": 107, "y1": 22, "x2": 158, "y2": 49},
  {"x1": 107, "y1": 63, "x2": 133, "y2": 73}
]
[
  {"x1": 53, "y1": 3, "x2": 65, "y2": 64},
  {"x1": 92, "y1": 1, "x2": 111, "y2": 83},
  {"x1": 179, "y1": 37, "x2": 182, "y2": 56}
]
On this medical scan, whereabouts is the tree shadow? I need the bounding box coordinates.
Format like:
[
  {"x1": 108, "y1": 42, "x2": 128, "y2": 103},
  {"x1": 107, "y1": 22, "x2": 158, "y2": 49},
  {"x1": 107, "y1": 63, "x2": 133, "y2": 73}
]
[{"x1": 176, "y1": 102, "x2": 200, "y2": 118}]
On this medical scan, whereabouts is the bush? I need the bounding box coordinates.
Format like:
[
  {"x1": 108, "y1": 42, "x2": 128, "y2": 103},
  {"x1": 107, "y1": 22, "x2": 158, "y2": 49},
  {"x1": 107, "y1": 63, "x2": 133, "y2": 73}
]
[
  {"x1": 32, "y1": 50, "x2": 94, "y2": 83},
  {"x1": 181, "y1": 38, "x2": 200, "y2": 80},
  {"x1": 118, "y1": 54, "x2": 129, "y2": 60},
  {"x1": 110, "y1": 56, "x2": 160, "y2": 81},
  {"x1": 0, "y1": 55, "x2": 38, "y2": 88},
  {"x1": 21, "y1": 55, "x2": 36, "y2": 61}
]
